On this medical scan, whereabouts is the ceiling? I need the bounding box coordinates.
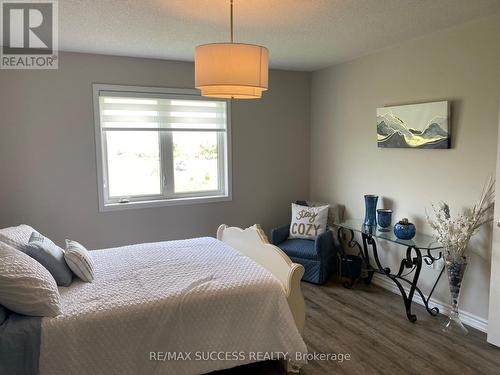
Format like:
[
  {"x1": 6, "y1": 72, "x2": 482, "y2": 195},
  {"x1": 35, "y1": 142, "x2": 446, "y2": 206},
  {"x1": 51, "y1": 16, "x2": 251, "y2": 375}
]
[{"x1": 60, "y1": 0, "x2": 500, "y2": 71}]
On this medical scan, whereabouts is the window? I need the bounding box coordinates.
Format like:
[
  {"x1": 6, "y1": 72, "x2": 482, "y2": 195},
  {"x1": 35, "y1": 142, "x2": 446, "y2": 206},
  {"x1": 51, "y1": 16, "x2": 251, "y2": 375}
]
[{"x1": 93, "y1": 85, "x2": 231, "y2": 211}]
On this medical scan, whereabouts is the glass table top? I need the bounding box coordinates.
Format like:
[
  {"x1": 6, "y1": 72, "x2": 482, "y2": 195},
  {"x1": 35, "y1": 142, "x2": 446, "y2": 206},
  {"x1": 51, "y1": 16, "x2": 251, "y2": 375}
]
[{"x1": 331, "y1": 219, "x2": 443, "y2": 251}]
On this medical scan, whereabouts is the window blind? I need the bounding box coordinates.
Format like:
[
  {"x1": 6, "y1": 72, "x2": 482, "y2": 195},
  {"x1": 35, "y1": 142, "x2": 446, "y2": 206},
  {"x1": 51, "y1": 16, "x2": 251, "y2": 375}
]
[{"x1": 99, "y1": 95, "x2": 227, "y2": 130}]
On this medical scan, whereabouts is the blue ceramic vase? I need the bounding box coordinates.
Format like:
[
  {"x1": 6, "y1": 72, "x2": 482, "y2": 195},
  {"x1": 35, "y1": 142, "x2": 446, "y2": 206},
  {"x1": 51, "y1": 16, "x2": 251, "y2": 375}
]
[
  {"x1": 394, "y1": 218, "x2": 416, "y2": 240},
  {"x1": 377, "y1": 209, "x2": 393, "y2": 231},
  {"x1": 364, "y1": 195, "x2": 378, "y2": 226}
]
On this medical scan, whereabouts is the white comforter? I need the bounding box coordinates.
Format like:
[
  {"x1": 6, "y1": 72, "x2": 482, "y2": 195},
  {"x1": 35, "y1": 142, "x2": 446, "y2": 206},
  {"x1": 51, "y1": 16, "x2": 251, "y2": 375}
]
[{"x1": 40, "y1": 237, "x2": 307, "y2": 375}]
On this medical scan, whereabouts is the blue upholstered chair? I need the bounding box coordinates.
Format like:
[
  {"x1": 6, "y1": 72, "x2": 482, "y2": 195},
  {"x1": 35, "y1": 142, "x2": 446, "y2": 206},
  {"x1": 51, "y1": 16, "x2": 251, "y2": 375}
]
[{"x1": 271, "y1": 202, "x2": 338, "y2": 284}]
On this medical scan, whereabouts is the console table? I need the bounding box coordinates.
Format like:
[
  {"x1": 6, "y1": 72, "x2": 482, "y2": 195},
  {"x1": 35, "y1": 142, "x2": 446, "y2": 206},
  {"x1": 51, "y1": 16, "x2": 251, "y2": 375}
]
[{"x1": 332, "y1": 220, "x2": 444, "y2": 322}]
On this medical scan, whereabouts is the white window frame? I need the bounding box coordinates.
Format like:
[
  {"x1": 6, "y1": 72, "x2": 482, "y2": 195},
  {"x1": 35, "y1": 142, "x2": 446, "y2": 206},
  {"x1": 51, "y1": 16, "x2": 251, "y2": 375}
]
[{"x1": 93, "y1": 84, "x2": 232, "y2": 212}]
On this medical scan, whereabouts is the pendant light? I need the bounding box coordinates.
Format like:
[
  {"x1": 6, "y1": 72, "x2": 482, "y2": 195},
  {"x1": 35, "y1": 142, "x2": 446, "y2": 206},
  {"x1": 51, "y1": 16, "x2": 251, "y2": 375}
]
[{"x1": 195, "y1": 0, "x2": 269, "y2": 99}]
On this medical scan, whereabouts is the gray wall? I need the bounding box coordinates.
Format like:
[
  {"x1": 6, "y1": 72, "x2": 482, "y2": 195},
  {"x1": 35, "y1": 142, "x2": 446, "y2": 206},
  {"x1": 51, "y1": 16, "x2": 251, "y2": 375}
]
[
  {"x1": 0, "y1": 52, "x2": 311, "y2": 248},
  {"x1": 310, "y1": 14, "x2": 500, "y2": 321}
]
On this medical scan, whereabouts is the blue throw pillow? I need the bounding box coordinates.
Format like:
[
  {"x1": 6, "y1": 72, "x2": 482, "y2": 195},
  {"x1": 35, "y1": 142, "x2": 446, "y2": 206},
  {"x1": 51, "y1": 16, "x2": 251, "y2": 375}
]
[{"x1": 25, "y1": 232, "x2": 73, "y2": 287}]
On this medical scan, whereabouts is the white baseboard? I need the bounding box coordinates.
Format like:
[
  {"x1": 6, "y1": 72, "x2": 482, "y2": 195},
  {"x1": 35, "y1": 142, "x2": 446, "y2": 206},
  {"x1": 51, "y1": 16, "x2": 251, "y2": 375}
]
[{"x1": 371, "y1": 274, "x2": 488, "y2": 332}]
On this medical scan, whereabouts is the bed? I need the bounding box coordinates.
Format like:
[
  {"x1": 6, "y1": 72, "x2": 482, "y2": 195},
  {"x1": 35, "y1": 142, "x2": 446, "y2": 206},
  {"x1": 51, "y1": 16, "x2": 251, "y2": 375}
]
[{"x1": 1, "y1": 224, "x2": 307, "y2": 375}]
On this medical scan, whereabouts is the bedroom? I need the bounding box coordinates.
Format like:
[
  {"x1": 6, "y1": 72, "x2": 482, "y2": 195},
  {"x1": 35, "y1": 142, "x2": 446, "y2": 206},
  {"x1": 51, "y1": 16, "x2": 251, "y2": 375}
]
[{"x1": 1, "y1": 0, "x2": 500, "y2": 374}]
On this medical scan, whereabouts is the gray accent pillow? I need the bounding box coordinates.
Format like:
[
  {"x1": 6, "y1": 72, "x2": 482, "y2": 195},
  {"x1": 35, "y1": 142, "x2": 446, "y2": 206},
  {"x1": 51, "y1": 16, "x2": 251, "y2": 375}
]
[
  {"x1": 25, "y1": 232, "x2": 73, "y2": 287},
  {"x1": 0, "y1": 305, "x2": 8, "y2": 325},
  {"x1": 65, "y1": 240, "x2": 94, "y2": 282}
]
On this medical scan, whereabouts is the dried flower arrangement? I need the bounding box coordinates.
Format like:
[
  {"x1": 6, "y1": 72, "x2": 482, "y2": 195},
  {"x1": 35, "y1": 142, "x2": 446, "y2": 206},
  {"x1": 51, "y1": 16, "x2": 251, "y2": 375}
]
[{"x1": 427, "y1": 178, "x2": 495, "y2": 261}]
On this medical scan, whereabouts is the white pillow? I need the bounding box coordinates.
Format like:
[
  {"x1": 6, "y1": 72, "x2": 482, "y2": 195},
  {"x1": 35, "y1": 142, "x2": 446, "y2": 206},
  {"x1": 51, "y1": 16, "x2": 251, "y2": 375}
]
[
  {"x1": 302, "y1": 201, "x2": 345, "y2": 226},
  {"x1": 65, "y1": 240, "x2": 94, "y2": 282},
  {"x1": 289, "y1": 203, "x2": 329, "y2": 240},
  {"x1": 0, "y1": 242, "x2": 61, "y2": 317},
  {"x1": 0, "y1": 224, "x2": 39, "y2": 252}
]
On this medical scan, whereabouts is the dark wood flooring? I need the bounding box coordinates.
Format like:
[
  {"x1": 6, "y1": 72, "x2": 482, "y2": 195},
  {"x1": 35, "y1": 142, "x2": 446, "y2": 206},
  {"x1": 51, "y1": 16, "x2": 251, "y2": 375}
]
[{"x1": 216, "y1": 280, "x2": 500, "y2": 375}]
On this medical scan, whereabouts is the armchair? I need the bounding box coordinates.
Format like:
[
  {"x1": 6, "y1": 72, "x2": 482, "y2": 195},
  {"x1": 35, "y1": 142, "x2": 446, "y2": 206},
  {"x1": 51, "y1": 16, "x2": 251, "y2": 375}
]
[{"x1": 271, "y1": 223, "x2": 337, "y2": 285}]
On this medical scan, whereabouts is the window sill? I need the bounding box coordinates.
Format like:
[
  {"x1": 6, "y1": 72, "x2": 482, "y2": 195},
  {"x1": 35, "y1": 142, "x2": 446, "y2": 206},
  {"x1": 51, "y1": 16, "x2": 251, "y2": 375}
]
[{"x1": 99, "y1": 194, "x2": 231, "y2": 212}]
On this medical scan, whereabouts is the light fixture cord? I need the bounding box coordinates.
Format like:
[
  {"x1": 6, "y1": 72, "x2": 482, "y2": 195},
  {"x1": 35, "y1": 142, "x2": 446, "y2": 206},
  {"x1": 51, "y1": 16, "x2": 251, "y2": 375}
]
[{"x1": 230, "y1": 0, "x2": 234, "y2": 43}]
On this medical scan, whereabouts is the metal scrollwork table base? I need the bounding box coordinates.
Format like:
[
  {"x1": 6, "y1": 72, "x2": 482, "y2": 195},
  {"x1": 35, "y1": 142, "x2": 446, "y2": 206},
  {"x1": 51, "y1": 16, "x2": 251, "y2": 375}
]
[{"x1": 334, "y1": 220, "x2": 444, "y2": 322}]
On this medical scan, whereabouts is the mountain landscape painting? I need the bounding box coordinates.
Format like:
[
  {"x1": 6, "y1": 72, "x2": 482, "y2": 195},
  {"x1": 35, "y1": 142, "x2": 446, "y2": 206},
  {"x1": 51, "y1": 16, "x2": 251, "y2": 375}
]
[{"x1": 377, "y1": 101, "x2": 450, "y2": 149}]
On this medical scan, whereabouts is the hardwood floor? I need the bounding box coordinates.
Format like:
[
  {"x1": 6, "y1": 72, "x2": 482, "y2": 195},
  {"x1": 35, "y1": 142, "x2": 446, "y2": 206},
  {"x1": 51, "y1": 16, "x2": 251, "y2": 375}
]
[{"x1": 216, "y1": 280, "x2": 500, "y2": 375}]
